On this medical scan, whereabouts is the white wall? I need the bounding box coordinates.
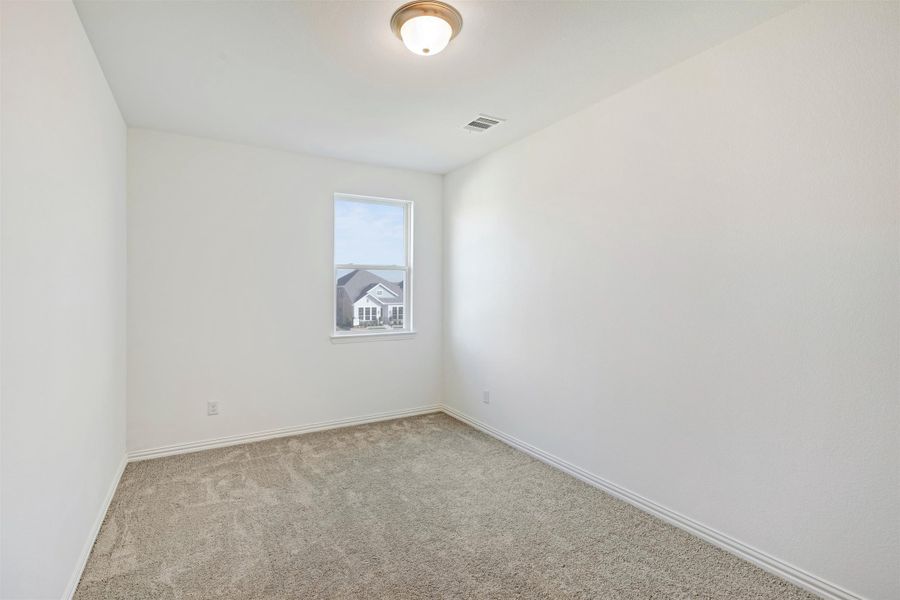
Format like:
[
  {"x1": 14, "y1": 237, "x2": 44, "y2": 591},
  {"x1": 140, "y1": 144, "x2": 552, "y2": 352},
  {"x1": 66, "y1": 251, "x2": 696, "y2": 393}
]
[
  {"x1": 443, "y1": 3, "x2": 899, "y2": 599},
  {"x1": 127, "y1": 129, "x2": 442, "y2": 452},
  {"x1": 0, "y1": 2, "x2": 127, "y2": 598}
]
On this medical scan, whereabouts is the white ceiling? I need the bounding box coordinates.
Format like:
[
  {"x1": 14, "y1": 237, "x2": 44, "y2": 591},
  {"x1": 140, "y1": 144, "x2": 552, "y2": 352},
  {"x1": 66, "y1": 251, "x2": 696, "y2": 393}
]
[{"x1": 75, "y1": 1, "x2": 797, "y2": 174}]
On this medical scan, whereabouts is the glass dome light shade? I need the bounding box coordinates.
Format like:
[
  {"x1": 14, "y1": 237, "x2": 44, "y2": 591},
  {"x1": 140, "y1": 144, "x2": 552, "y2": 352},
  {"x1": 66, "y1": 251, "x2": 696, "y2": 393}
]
[{"x1": 399, "y1": 15, "x2": 453, "y2": 56}]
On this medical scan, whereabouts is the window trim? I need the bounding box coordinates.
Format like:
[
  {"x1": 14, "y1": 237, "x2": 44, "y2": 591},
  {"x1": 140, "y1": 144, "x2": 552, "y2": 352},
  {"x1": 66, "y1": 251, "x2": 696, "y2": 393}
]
[{"x1": 331, "y1": 193, "x2": 414, "y2": 341}]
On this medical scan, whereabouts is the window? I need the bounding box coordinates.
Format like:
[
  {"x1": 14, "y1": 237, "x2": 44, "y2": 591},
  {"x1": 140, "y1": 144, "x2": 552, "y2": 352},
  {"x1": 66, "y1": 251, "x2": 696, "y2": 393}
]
[{"x1": 333, "y1": 194, "x2": 412, "y2": 337}]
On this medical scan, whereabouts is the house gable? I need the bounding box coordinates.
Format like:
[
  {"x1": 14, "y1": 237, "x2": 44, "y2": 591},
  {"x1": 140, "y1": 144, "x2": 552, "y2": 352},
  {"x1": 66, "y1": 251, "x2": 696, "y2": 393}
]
[{"x1": 366, "y1": 283, "x2": 399, "y2": 302}]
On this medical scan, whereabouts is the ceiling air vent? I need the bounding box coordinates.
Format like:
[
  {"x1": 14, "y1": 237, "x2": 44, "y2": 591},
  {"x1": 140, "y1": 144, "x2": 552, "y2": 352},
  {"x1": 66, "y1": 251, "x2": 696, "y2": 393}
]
[{"x1": 464, "y1": 114, "x2": 505, "y2": 133}]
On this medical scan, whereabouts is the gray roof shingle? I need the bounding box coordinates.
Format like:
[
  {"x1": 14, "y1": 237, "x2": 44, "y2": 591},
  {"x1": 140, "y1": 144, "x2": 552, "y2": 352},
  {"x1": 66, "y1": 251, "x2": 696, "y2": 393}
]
[{"x1": 337, "y1": 270, "x2": 404, "y2": 303}]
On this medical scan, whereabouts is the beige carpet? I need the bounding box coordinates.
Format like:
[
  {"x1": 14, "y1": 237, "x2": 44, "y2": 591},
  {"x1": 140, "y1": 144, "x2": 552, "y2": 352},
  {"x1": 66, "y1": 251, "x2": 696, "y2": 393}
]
[{"x1": 76, "y1": 413, "x2": 815, "y2": 599}]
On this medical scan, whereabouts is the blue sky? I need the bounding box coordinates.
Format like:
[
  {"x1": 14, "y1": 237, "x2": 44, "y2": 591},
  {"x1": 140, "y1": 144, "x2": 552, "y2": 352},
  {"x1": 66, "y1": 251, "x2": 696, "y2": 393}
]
[{"x1": 334, "y1": 198, "x2": 405, "y2": 266}]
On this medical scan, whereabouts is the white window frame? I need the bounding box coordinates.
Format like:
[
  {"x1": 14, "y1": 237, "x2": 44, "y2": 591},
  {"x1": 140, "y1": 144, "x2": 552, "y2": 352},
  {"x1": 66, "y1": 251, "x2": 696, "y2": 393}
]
[{"x1": 332, "y1": 193, "x2": 414, "y2": 341}]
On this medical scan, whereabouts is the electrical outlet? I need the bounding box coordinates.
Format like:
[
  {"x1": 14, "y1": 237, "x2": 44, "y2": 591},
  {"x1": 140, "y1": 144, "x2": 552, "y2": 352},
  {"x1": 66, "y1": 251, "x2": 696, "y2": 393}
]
[
  {"x1": 207, "y1": 401, "x2": 219, "y2": 416},
  {"x1": 482, "y1": 390, "x2": 490, "y2": 404}
]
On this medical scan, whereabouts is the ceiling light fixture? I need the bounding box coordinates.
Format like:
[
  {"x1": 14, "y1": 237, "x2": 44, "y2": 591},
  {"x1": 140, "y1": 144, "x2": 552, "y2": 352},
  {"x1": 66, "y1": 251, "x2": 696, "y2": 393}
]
[{"x1": 390, "y1": 1, "x2": 462, "y2": 57}]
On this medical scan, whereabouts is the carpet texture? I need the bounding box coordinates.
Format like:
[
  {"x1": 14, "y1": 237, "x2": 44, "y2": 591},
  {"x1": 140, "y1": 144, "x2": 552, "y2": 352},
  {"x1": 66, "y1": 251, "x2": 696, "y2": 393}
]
[{"x1": 76, "y1": 413, "x2": 815, "y2": 599}]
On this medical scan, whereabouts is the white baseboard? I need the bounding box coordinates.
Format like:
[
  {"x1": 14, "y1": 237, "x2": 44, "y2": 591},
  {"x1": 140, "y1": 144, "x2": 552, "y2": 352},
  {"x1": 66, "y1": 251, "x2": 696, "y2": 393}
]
[
  {"x1": 439, "y1": 404, "x2": 864, "y2": 600},
  {"x1": 127, "y1": 405, "x2": 442, "y2": 461},
  {"x1": 63, "y1": 455, "x2": 127, "y2": 600}
]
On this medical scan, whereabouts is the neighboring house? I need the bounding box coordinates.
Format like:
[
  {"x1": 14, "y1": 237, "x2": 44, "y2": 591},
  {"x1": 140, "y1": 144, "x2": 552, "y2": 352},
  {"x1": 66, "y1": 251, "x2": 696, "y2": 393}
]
[{"x1": 336, "y1": 270, "x2": 405, "y2": 329}]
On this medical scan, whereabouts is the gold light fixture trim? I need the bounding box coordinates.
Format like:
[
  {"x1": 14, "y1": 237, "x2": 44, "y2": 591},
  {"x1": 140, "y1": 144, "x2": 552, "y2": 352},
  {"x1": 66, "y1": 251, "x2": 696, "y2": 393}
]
[{"x1": 390, "y1": 1, "x2": 463, "y2": 56}]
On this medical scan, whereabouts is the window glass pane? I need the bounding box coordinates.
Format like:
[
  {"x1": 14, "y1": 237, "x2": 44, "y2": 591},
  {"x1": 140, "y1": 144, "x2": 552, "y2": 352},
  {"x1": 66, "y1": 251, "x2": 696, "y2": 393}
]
[
  {"x1": 335, "y1": 269, "x2": 406, "y2": 332},
  {"x1": 334, "y1": 198, "x2": 405, "y2": 266}
]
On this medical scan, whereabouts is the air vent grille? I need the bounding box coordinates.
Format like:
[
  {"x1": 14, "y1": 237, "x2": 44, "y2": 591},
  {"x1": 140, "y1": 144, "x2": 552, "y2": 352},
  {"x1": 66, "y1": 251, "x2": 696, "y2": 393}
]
[{"x1": 464, "y1": 114, "x2": 506, "y2": 133}]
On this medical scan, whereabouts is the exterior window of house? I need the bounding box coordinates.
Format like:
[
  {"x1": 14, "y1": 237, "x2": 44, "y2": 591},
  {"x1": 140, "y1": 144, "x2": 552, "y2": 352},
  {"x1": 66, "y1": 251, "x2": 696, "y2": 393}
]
[{"x1": 334, "y1": 194, "x2": 412, "y2": 337}]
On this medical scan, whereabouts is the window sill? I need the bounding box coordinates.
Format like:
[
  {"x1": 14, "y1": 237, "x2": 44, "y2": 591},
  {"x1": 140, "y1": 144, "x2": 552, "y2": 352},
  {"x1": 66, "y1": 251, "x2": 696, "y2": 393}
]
[{"x1": 330, "y1": 330, "x2": 417, "y2": 344}]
